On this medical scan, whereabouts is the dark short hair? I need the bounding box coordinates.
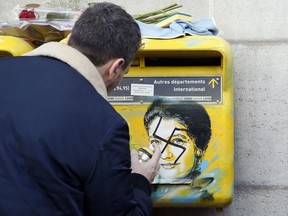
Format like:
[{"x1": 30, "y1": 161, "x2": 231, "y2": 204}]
[
  {"x1": 68, "y1": 2, "x2": 141, "y2": 69},
  {"x1": 144, "y1": 98, "x2": 211, "y2": 152}
]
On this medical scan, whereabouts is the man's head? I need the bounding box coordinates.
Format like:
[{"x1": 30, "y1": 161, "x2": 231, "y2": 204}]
[{"x1": 68, "y1": 2, "x2": 141, "y2": 93}]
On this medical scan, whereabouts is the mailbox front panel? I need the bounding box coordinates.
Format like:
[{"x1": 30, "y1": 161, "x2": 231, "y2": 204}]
[{"x1": 109, "y1": 36, "x2": 233, "y2": 207}]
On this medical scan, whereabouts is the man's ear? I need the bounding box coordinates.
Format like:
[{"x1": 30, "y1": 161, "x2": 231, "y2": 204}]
[{"x1": 108, "y1": 58, "x2": 125, "y2": 80}]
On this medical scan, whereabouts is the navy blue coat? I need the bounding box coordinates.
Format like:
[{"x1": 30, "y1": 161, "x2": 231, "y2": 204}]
[{"x1": 0, "y1": 55, "x2": 151, "y2": 216}]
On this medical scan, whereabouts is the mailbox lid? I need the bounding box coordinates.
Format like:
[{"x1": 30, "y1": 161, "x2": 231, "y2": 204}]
[{"x1": 138, "y1": 36, "x2": 232, "y2": 56}]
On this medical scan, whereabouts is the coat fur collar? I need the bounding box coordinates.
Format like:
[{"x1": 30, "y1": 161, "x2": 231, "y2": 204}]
[{"x1": 23, "y1": 42, "x2": 107, "y2": 100}]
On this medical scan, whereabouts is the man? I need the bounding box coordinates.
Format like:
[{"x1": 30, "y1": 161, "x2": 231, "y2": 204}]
[{"x1": 0, "y1": 2, "x2": 160, "y2": 216}]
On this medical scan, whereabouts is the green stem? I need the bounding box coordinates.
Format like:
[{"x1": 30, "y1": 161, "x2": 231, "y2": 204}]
[{"x1": 133, "y1": 4, "x2": 182, "y2": 21}]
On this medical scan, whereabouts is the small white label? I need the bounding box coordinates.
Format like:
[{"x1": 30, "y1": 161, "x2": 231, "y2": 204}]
[{"x1": 131, "y1": 84, "x2": 154, "y2": 96}]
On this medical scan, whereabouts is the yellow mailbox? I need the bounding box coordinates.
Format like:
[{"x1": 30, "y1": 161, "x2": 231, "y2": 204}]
[
  {"x1": 108, "y1": 36, "x2": 233, "y2": 208},
  {"x1": 0, "y1": 36, "x2": 34, "y2": 57}
]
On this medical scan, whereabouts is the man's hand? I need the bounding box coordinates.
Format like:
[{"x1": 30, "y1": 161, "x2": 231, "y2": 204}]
[{"x1": 130, "y1": 143, "x2": 161, "y2": 182}]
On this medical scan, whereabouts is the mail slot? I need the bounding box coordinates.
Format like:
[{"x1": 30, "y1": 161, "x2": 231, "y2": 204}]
[
  {"x1": 108, "y1": 36, "x2": 234, "y2": 208},
  {"x1": 0, "y1": 36, "x2": 34, "y2": 57}
]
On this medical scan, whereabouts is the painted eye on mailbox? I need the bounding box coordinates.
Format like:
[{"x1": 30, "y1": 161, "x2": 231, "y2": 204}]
[
  {"x1": 150, "y1": 139, "x2": 161, "y2": 146},
  {"x1": 171, "y1": 137, "x2": 186, "y2": 146}
]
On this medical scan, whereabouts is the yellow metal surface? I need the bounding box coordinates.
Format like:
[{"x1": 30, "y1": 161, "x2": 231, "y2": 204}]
[
  {"x1": 110, "y1": 36, "x2": 234, "y2": 208},
  {"x1": 59, "y1": 37, "x2": 68, "y2": 44},
  {"x1": 0, "y1": 36, "x2": 34, "y2": 56}
]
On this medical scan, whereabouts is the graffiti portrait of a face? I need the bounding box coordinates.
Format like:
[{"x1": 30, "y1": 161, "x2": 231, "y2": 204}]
[
  {"x1": 144, "y1": 99, "x2": 211, "y2": 184},
  {"x1": 148, "y1": 116, "x2": 198, "y2": 182}
]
